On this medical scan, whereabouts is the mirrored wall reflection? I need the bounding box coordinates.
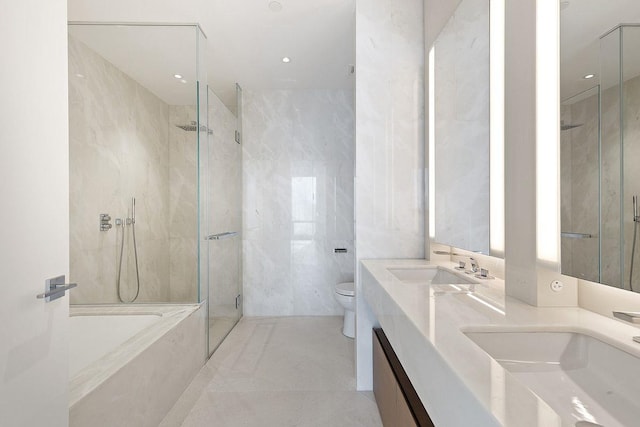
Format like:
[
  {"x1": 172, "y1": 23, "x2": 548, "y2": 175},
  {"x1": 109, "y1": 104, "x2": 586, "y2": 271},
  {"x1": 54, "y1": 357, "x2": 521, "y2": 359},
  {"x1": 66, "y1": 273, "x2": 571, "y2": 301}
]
[
  {"x1": 433, "y1": 0, "x2": 490, "y2": 255},
  {"x1": 68, "y1": 24, "x2": 205, "y2": 304},
  {"x1": 560, "y1": 86, "x2": 600, "y2": 283},
  {"x1": 560, "y1": 2, "x2": 640, "y2": 292}
]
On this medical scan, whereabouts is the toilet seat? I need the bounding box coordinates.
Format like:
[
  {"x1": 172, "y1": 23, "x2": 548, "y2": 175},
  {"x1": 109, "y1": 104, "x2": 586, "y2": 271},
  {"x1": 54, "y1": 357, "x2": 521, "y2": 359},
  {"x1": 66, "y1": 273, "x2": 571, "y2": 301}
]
[{"x1": 335, "y1": 282, "x2": 355, "y2": 296}]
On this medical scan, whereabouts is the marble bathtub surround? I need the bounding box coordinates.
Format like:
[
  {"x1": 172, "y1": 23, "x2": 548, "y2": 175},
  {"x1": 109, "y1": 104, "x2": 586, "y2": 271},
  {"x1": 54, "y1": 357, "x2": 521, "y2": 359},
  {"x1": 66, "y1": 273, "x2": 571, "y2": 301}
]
[
  {"x1": 242, "y1": 89, "x2": 355, "y2": 316},
  {"x1": 433, "y1": 0, "x2": 490, "y2": 255},
  {"x1": 69, "y1": 304, "x2": 202, "y2": 407},
  {"x1": 70, "y1": 304, "x2": 205, "y2": 427},
  {"x1": 361, "y1": 259, "x2": 640, "y2": 427},
  {"x1": 68, "y1": 36, "x2": 199, "y2": 303}
]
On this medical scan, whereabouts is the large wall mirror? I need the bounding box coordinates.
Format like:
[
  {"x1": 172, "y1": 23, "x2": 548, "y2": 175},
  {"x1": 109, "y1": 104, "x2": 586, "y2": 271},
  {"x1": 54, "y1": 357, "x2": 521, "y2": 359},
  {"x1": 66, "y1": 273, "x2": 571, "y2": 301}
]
[
  {"x1": 560, "y1": 2, "x2": 640, "y2": 292},
  {"x1": 432, "y1": 0, "x2": 491, "y2": 255}
]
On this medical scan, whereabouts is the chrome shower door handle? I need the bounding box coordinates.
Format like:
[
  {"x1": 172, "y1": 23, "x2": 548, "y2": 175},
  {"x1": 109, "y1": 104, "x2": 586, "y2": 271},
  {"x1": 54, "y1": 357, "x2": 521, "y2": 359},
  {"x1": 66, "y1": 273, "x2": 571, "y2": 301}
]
[
  {"x1": 36, "y1": 275, "x2": 77, "y2": 302},
  {"x1": 205, "y1": 231, "x2": 239, "y2": 240}
]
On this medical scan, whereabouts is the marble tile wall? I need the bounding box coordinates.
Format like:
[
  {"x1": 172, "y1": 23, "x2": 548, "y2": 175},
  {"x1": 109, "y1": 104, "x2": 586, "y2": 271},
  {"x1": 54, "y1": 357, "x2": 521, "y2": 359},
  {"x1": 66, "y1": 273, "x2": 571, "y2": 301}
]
[
  {"x1": 433, "y1": 0, "x2": 490, "y2": 254},
  {"x1": 168, "y1": 106, "x2": 199, "y2": 302},
  {"x1": 69, "y1": 36, "x2": 199, "y2": 303},
  {"x1": 354, "y1": 0, "x2": 425, "y2": 389},
  {"x1": 69, "y1": 36, "x2": 171, "y2": 303},
  {"x1": 242, "y1": 89, "x2": 355, "y2": 316}
]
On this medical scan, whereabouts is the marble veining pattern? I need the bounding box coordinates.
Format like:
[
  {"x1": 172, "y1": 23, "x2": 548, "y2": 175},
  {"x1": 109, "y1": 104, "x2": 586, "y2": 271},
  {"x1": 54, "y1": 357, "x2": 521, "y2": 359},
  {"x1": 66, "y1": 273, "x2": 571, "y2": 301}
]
[
  {"x1": 68, "y1": 37, "x2": 199, "y2": 303},
  {"x1": 433, "y1": 0, "x2": 490, "y2": 254},
  {"x1": 354, "y1": 0, "x2": 425, "y2": 389},
  {"x1": 242, "y1": 89, "x2": 355, "y2": 316},
  {"x1": 169, "y1": 105, "x2": 199, "y2": 302}
]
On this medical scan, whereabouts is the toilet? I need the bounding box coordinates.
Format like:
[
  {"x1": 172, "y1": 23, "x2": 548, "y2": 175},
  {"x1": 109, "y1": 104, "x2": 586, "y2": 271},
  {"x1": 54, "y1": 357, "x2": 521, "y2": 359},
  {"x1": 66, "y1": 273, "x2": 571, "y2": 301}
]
[{"x1": 334, "y1": 282, "x2": 355, "y2": 338}]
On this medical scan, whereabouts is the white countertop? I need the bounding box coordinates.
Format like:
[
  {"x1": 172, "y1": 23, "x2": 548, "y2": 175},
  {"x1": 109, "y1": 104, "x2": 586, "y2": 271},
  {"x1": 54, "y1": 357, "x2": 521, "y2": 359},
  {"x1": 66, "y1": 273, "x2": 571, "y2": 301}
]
[{"x1": 361, "y1": 259, "x2": 640, "y2": 427}]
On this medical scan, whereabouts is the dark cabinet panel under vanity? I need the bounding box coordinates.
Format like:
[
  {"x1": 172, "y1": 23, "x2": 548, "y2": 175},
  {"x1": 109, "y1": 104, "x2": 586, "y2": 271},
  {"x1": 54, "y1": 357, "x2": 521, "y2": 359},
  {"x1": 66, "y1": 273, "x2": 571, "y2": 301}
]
[{"x1": 373, "y1": 328, "x2": 435, "y2": 427}]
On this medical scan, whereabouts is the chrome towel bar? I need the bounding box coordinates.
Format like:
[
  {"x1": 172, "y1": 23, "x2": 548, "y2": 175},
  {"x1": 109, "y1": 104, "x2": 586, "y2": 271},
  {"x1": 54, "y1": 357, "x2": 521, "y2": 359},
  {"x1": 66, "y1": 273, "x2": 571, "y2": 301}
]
[{"x1": 560, "y1": 232, "x2": 593, "y2": 239}]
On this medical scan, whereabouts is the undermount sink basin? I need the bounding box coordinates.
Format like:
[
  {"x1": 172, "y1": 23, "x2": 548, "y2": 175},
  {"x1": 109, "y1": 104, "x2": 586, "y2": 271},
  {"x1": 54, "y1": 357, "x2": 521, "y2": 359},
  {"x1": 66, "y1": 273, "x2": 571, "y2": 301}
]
[
  {"x1": 387, "y1": 267, "x2": 476, "y2": 286},
  {"x1": 464, "y1": 329, "x2": 640, "y2": 427}
]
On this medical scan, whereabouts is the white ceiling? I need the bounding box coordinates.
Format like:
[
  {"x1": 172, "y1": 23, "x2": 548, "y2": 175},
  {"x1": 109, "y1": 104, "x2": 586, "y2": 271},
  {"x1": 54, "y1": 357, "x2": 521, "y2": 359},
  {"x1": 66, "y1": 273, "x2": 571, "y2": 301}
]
[
  {"x1": 561, "y1": 0, "x2": 640, "y2": 101},
  {"x1": 68, "y1": 0, "x2": 355, "y2": 111},
  {"x1": 71, "y1": 0, "x2": 640, "y2": 108}
]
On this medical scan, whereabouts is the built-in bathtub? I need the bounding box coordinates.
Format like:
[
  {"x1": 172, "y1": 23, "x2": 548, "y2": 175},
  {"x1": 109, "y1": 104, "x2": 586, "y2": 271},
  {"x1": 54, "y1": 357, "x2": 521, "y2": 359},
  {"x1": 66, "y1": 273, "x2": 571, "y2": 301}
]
[{"x1": 69, "y1": 304, "x2": 206, "y2": 427}]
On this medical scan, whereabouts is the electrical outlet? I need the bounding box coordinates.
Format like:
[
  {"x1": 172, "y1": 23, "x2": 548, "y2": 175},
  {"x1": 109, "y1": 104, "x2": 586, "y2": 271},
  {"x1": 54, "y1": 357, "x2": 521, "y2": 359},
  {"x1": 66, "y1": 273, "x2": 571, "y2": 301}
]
[{"x1": 550, "y1": 280, "x2": 563, "y2": 292}]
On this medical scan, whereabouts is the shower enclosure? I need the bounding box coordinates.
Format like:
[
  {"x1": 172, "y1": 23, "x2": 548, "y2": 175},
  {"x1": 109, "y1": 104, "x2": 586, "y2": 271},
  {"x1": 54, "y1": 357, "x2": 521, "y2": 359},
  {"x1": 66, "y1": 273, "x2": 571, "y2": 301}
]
[
  {"x1": 561, "y1": 24, "x2": 640, "y2": 292},
  {"x1": 206, "y1": 84, "x2": 243, "y2": 353},
  {"x1": 68, "y1": 23, "x2": 243, "y2": 355}
]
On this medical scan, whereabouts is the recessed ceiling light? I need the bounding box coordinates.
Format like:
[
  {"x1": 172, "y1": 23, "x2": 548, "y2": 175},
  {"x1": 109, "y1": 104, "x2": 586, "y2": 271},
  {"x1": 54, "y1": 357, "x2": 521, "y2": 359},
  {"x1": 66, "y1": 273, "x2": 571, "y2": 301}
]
[
  {"x1": 583, "y1": 74, "x2": 595, "y2": 79},
  {"x1": 282, "y1": 57, "x2": 291, "y2": 63},
  {"x1": 174, "y1": 74, "x2": 183, "y2": 79},
  {"x1": 180, "y1": 79, "x2": 188, "y2": 84},
  {"x1": 269, "y1": 1, "x2": 283, "y2": 12},
  {"x1": 75, "y1": 73, "x2": 85, "y2": 78}
]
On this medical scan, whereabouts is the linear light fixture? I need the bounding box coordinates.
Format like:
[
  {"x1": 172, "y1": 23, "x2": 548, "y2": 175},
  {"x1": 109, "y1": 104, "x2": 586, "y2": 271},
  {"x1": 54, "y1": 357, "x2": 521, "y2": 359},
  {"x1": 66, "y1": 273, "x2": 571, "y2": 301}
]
[
  {"x1": 428, "y1": 45, "x2": 436, "y2": 240},
  {"x1": 536, "y1": 0, "x2": 560, "y2": 267},
  {"x1": 490, "y1": 0, "x2": 505, "y2": 257}
]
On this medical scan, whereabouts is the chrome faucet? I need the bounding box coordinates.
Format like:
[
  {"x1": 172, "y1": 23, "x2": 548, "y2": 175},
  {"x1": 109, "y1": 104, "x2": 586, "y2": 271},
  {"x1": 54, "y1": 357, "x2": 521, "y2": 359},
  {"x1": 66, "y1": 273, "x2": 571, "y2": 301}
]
[
  {"x1": 612, "y1": 311, "x2": 640, "y2": 344},
  {"x1": 613, "y1": 311, "x2": 640, "y2": 324},
  {"x1": 470, "y1": 257, "x2": 480, "y2": 273}
]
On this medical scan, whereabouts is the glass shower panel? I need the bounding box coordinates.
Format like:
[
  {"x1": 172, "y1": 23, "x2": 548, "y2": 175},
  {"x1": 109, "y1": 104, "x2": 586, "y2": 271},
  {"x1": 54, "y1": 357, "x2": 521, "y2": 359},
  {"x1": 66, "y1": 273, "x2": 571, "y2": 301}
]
[
  {"x1": 599, "y1": 27, "x2": 623, "y2": 288},
  {"x1": 67, "y1": 23, "x2": 204, "y2": 304},
  {"x1": 207, "y1": 86, "x2": 243, "y2": 355},
  {"x1": 197, "y1": 26, "x2": 209, "y2": 305}
]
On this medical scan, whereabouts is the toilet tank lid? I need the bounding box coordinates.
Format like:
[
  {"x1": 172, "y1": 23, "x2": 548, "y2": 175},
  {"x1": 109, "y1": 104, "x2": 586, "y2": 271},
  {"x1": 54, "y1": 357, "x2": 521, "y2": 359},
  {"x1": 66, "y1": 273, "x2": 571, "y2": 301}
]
[{"x1": 336, "y1": 282, "x2": 355, "y2": 296}]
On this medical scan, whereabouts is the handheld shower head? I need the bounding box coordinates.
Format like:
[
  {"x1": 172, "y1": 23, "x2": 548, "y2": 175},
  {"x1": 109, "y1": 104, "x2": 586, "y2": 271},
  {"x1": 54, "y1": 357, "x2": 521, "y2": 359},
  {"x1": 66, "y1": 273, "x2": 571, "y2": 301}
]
[
  {"x1": 131, "y1": 197, "x2": 136, "y2": 224},
  {"x1": 634, "y1": 196, "x2": 638, "y2": 222}
]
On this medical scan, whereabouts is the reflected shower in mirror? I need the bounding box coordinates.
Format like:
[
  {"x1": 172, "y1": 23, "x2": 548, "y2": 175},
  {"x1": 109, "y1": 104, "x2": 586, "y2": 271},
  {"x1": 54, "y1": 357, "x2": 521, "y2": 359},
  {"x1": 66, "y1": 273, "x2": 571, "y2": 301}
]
[
  {"x1": 432, "y1": 0, "x2": 490, "y2": 255},
  {"x1": 560, "y1": 2, "x2": 640, "y2": 292}
]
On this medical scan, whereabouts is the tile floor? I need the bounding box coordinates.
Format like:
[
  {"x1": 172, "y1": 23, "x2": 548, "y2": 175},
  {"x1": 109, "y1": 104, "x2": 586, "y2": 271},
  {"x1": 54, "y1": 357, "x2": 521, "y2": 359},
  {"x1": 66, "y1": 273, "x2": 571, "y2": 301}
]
[{"x1": 160, "y1": 316, "x2": 383, "y2": 427}]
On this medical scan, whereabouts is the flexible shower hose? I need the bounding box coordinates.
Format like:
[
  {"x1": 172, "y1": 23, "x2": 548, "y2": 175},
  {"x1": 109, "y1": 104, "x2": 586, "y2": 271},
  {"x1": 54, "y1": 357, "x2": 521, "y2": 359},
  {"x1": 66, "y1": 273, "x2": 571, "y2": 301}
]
[{"x1": 116, "y1": 219, "x2": 141, "y2": 303}]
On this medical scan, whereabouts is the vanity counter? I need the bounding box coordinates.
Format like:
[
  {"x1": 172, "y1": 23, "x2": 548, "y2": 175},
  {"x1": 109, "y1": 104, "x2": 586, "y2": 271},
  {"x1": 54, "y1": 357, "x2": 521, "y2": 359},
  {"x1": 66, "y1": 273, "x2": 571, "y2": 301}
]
[{"x1": 361, "y1": 259, "x2": 640, "y2": 427}]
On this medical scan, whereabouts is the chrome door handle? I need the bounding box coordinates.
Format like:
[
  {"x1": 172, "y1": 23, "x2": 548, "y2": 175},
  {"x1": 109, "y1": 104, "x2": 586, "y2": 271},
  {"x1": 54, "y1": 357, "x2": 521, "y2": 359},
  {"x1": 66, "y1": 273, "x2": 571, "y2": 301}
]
[
  {"x1": 205, "y1": 231, "x2": 238, "y2": 240},
  {"x1": 36, "y1": 275, "x2": 77, "y2": 302}
]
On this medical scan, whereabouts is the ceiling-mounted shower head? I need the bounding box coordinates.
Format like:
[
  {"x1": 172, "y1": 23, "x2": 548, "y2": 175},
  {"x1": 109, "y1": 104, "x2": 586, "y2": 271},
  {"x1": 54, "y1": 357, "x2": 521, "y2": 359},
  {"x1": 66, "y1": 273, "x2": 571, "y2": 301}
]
[
  {"x1": 560, "y1": 120, "x2": 583, "y2": 131},
  {"x1": 175, "y1": 121, "x2": 213, "y2": 135}
]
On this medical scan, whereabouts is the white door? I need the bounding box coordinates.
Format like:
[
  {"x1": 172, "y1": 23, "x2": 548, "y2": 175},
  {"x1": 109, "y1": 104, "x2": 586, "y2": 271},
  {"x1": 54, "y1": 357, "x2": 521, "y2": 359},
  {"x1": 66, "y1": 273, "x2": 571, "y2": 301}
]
[{"x1": 0, "y1": 0, "x2": 70, "y2": 425}]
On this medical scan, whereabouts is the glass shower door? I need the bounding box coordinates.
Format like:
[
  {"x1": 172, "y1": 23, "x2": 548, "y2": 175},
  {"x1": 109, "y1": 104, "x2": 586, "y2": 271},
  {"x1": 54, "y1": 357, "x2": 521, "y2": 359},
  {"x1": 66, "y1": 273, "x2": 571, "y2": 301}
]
[{"x1": 206, "y1": 86, "x2": 243, "y2": 355}]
